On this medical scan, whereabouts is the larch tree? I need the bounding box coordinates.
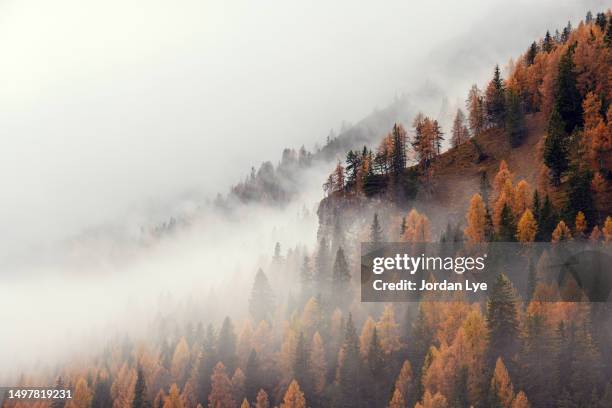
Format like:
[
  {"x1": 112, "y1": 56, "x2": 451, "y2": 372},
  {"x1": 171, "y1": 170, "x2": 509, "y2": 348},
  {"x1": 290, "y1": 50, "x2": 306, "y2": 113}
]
[
  {"x1": 489, "y1": 358, "x2": 514, "y2": 408},
  {"x1": 68, "y1": 377, "x2": 92, "y2": 408},
  {"x1": 493, "y1": 161, "x2": 512, "y2": 201},
  {"x1": 208, "y1": 363, "x2": 236, "y2": 408},
  {"x1": 551, "y1": 220, "x2": 572, "y2": 242},
  {"x1": 516, "y1": 209, "x2": 538, "y2": 243},
  {"x1": 511, "y1": 391, "x2": 530, "y2": 408},
  {"x1": 451, "y1": 109, "x2": 470, "y2": 147},
  {"x1": 377, "y1": 305, "x2": 402, "y2": 355},
  {"x1": 163, "y1": 384, "x2": 184, "y2": 408},
  {"x1": 249, "y1": 268, "x2": 275, "y2": 324},
  {"x1": 359, "y1": 317, "x2": 376, "y2": 359},
  {"x1": 231, "y1": 368, "x2": 246, "y2": 406},
  {"x1": 280, "y1": 380, "x2": 306, "y2": 408},
  {"x1": 171, "y1": 337, "x2": 190, "y2": 385},
  {"x1": 603, "y1": 216, "x2": 612, "y2": 242},
  {"x1": 393, "y1": 360, "x2": 414, "y2": 408},
  {"x1": 309, "y1": 332, "x2": 327, "y2": 397},
  {"x1": 415, "y1": 390, "x2": 448, "y2": 408},
  {"x1": 239, "y1": 399, "x2": 249, "y2": 408},
  {"x1": 254, "y1": 389, "x2": 269, "y2": 408},
  {"x1": 512, "y1": 180, "x2": 531, "y2": 218},
  {"x1": 388, "y1": 387, "x2": 406, "y2": 408},
  {"x1": 464, "y1": 193, "x2": 487, "y2": 246},
  {"x1": 574, "y1": 211, "x2": 587, "y2": 238}
]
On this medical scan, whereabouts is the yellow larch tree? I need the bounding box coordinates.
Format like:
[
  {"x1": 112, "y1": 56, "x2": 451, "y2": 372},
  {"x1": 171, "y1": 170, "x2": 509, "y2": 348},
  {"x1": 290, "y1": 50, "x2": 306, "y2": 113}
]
[
  {"x1": 237, "y1": 321, "x2": 254, "y2": 368},
  {"x1": 490, "y1": 358, "x2": 514, "y2": 408},
  {"x1": 415, "y1": 390, "x2": 448, "y2": 408},
  {"x1": 511, "y1": 391, "x2": 531, "y2": 408},
  {"x1": 551, "y1": 220, "x2": 572, "y2": 243},
  {"x1": 280, "y1": 380, "x2": 306, "y2": 408},
  {"x1": 516, "y1": 209, "x2": 538, "y2": 243},
  {"x1": 171, "y1": 337, "x2": 190, "y2": 383},
  {"x1": 309, "y1": 332, "x2": 327, "y2": 396},
  {"x1": 513, "y1": 180, "x2": 531, "y2": 217},
  {"x1": 464, "y1": 193, "x2": 487, "y2": 245},
  {"x1": 163, "y1": 384, "x2": 184, "y2": 408},
  {"x1": 254, "y1": 389, "x2": 269, "y2": 408},
  {"x1": 393, "y1": 360, "x2": 413, "y2": 407},
  {"x1": 240, "y1": 399, "x2": 249, "y2": 408},
  {"x1": 589, "y1": 225, "x2": 601, "y2": 242},
  {"x1": 66, "y1": 377, "x2": 92, "y2": 408},
  {"x1": 208, "y1": 362, "x2": 235, "y2": 408},
  {"x1": 376, "y1": 305, "x2": 402, "y2": 355},
  {"x1": 574, "y1": 211, "x2": 587, "y2": 238},
  {"x1": 301, "y1": 297, "x2": 322, "y2": 339},
  {"x1": 493, "y1": 160, "x2": 512, "y2": 201},
  {"x1": 388, "y1": 387, "x2": 406, "y2": 408},
  {"x1": 359, "y1": 317, "x2": 376, "y2": 358},
  {"x1": 603, "y1": 216, "x2": 612, "y2": 242}
]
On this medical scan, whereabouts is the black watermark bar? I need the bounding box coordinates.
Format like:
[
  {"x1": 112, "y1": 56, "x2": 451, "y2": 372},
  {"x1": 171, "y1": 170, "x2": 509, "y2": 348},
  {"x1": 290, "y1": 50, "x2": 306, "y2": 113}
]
[{"x1": 361, "y1": 242, "x2": 612, "y2": 302}]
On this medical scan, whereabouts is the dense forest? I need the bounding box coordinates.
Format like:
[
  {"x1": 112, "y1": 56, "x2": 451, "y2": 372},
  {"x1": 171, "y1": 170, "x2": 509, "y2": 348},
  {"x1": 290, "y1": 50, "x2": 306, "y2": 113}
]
[{"x1": 4, "y1": 10, "x2": 612, "y2": 408}]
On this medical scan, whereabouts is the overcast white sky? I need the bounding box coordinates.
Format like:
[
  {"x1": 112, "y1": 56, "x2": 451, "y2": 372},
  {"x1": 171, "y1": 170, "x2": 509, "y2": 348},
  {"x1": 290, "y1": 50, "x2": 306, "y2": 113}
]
[{"x1": 0, "y1": 0, "x2": 603, "y2": 258}]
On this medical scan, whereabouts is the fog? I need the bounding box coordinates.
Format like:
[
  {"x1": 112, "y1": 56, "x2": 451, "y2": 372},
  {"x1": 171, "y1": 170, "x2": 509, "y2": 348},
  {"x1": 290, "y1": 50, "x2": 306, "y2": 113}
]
[{"x1": 0, "y1": 0, "x2": 603, "y2": 378}]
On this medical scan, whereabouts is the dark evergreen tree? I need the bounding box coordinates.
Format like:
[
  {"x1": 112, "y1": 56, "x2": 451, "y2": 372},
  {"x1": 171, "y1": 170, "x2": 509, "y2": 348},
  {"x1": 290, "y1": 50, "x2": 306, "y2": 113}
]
[
  {"x1": 50, "y1": 377, "x2": 66, "y2": 408},
  {"x1": 544, "y1": 107, "x2": 570, "y2": 186},
  {"x1": 486, "y1": 274, "x2": 519, "y2": 368},
  {"x1": 365, "y1": 328, "x2": 386, "y2": 407},
  {"x1": 537, "y1": 195, "x2": 558, "y2": 241},
  {"x1": 132, "y1": 366, "x2": 151, "y2": 408},
  {"x1": 293, "y1": 332, "x2": 311, "y2": 398},
  {"x1": 505, "y1": 89, "x2": 527, "y2": 147},
  {"x1": 217, "y1": 317, "x2": 237, "y2": 373},
  {"x1": 91, "y1": 375, "x2": 112, "y2": 408},
  {"x1": 400, "y1": 216, "x2": 407, "y2": 237},
  {"x1": 452, "y1": 366, "x2": 469, "y2": 408},
  {"x1": 543, "y1": 30, "x2": 554, "y2": 53},
  {"x1": 335, "y1": 313, "x2": 362, "y2": 408},
  {"x1": 526, "y1": 41, "x2": 538, "y2": 66},
  {"x1": 332, "y1": 247, "x2": 351, "y2": 309},
  {"x1": 519, "y1": 313, "x2": 554, "y2": 407},
  {"x1": 561, "y1": 21, "x2": 572, "y2": 43},
  {"x1": 249, "y1": 268, "x2": 275, "y2": 323},
  {"x1": 564, "y1": 167, "x2": 596, "y2": 229},
  {"x1": 497, "y1": 203, "x2": 517, "y2": 242},
  {"x1": 409, "y1": 305, "x2": 433, "y2": 394},
  {"x1": 196, "y1": 324, "x2": 217, "y2": 406},
  {"x1": 554, "y1": 46, "x2": 583, "y2": 134},
  {"x1": 596, "y1": 13, "x2": 607, "y2": 32},
  {"x1": 585, "y1": 11, "x2": 593, "y2": 24},
  {"x1": 370, "y1": 213, "x2": 383, "y2": 243},
  {"x1": 314, "y1": 238, "x2": 331, "y2": 297},
  {"x1": 245, "y1": 349, "x2": 260, "y2": 402},
  {"x1": 485, "y1": 65, "x2": 506, "y2": 127},
  {"x1": 299, "y1": 255, "x2": 313, "y2": 304}
]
